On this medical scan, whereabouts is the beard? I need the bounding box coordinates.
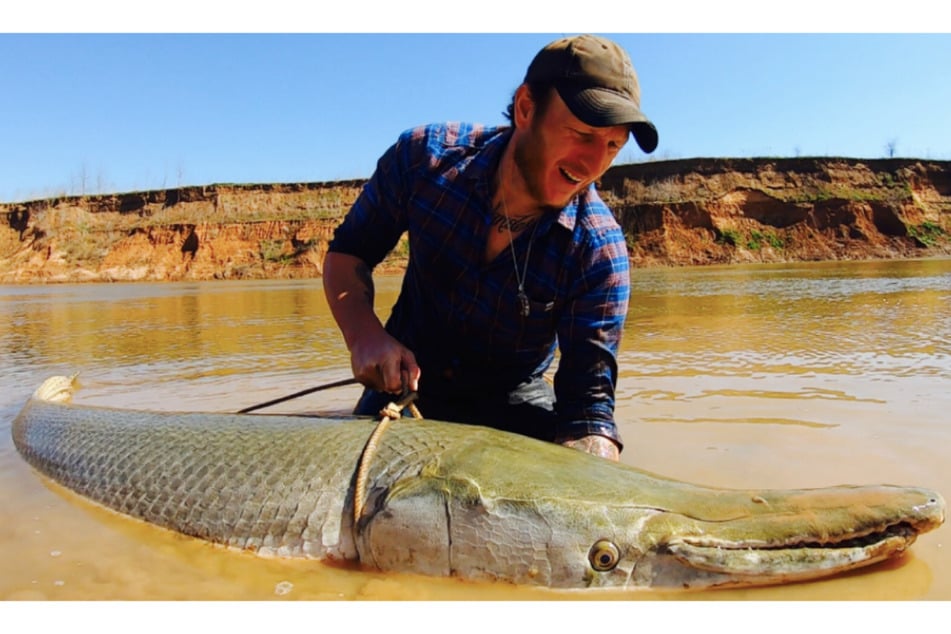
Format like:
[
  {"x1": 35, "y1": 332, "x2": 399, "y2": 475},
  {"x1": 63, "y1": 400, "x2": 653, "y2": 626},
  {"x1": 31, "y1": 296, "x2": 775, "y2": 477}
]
[{"x1": 510, "y1": 125, "x2": 572, "y2": 213}]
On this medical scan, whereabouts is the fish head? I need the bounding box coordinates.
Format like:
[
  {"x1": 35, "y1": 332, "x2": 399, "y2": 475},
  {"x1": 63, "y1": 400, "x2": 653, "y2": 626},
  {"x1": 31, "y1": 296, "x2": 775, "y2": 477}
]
[{"x1": 357, "y1": 425, "x2": 945, "y2": 591}]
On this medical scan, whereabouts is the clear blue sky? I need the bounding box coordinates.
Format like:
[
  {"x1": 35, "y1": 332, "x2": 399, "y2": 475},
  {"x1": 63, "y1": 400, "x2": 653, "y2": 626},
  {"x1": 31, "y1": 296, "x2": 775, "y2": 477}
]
[{"x1": 3, "y1": 4, "x2": 950, "y2": 203}]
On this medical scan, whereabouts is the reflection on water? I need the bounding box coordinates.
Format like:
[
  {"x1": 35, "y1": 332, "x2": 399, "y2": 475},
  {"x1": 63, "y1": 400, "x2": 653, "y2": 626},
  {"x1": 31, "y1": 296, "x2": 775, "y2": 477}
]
[
  {"x1": 624, "y1": 259, "x2": 951, "y2": 379},
  {"x1": 1, "y1": 258, "x2": 950, "y2": 601},
  {"x1": 2, "y1": 281, "x2": 348, "y2": 382}
]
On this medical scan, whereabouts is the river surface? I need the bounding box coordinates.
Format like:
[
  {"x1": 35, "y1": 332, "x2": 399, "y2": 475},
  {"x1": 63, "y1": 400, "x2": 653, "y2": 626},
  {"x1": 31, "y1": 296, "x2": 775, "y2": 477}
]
[{"x1": 1, "y1": 258, "x2": 950, "y2": 602}]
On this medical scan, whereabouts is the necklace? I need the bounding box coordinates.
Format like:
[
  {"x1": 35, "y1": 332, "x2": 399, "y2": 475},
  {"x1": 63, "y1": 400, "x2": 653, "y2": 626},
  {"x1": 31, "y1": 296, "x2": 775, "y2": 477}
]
[{"x1": 499, "y1": 193, "x2": 539, "y2": 318}]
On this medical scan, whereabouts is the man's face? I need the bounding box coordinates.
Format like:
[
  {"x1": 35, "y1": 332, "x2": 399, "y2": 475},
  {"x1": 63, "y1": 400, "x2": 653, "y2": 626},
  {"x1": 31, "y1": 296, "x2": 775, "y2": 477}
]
[{"x1": 512, "y1": 87, "x2": 630, "y2": 210}]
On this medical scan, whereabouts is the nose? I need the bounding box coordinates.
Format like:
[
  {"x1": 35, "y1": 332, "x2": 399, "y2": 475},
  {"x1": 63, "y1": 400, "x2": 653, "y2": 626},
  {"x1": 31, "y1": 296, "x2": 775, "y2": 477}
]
[{"x1": 575, "y1": 140, "x2": 616, "y2": 176}]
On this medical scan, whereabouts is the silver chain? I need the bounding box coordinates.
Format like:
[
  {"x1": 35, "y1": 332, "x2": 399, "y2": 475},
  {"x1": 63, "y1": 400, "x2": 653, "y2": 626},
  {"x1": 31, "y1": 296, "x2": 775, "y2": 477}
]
[{"x1": 499, "y1": 194, "x2": 539, "y2": 317}]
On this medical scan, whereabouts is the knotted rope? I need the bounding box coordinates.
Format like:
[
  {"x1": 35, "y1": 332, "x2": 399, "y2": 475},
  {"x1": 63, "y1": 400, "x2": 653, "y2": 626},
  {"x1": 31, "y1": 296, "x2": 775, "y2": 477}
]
[{"x1": 352, "y1": 392, "x2": 423, "y2": 526}]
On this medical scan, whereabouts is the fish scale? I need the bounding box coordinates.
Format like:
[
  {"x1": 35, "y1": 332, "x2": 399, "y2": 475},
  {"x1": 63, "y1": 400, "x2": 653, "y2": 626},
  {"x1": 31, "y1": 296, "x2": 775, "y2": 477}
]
[{"x1": 14, "y1": 396, "x2": 371, "y2": 560}]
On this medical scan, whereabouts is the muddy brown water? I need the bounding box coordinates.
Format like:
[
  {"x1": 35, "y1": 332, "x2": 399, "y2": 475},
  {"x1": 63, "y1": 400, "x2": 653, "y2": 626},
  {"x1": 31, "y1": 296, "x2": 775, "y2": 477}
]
[{"x1": 2, "y1": 259, "x2": 949, "y2": 607}]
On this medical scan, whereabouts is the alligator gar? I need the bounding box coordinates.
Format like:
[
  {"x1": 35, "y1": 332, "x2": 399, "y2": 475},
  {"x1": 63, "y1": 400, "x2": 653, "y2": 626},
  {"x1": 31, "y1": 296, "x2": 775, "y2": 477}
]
[{"x1": 11, "y1": 375, "x2": 946, "y2": 591}]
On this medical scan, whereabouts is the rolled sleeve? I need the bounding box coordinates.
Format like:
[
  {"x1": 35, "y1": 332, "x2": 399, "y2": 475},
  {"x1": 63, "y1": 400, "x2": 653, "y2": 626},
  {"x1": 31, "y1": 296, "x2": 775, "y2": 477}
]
[{"x1": 552, "y1": 222, "x2": 630, "y2": 449}]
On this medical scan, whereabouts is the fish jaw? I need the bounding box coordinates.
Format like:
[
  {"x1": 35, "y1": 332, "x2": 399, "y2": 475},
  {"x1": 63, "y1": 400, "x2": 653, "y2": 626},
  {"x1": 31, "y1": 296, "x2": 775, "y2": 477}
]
[{"x1": 624, "y1": 484, "x2": 946, "y2": 590}]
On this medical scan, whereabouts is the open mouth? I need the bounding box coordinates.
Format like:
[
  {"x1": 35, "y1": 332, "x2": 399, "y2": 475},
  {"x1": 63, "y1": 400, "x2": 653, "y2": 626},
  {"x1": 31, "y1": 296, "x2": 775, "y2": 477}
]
[
  {"x1": 559, "y1": 166, "x2": 583, "y2": 185},
  {"x1": 665, "y1": 522, "x2": 920, "y2": 577}
]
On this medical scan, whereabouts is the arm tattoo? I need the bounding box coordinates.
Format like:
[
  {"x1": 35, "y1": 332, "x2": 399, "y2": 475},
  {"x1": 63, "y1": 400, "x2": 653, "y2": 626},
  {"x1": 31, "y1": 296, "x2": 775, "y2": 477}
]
[{"x1": 354, "y1": 261, "x2": 375, "y2": 304}]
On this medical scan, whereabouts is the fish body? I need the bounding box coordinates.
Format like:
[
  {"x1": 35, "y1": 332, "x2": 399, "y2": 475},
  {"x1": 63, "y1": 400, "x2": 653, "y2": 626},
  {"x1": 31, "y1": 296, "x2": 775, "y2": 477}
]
[{"x1": 12, "y1": 375, "x2": 946, "y2": 590}]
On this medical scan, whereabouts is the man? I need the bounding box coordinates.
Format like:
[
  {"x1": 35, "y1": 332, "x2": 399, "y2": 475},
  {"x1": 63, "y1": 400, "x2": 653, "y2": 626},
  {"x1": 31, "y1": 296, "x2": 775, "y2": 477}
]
[{"x1": 323, "y1": 34, "x2": 658, "y2": 461}]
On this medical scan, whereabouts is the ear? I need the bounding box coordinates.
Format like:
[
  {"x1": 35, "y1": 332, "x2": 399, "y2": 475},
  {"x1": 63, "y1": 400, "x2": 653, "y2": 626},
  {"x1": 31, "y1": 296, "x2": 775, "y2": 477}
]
[{"x1": 513, "y1": 83, "x2": 535, "y2": 128}]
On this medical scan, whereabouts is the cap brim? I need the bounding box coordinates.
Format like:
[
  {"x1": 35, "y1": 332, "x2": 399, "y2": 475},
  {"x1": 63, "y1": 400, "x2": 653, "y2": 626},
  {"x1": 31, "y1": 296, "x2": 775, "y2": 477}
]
[{"x1": 558, "y1": 85, "x2": 659, "y2": 154}]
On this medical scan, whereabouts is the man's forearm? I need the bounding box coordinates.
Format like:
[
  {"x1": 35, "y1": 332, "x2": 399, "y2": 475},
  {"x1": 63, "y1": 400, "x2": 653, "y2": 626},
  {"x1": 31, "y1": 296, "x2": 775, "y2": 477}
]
[
  {"x1": 322, "y1": 251, "x2": 385, "y2": 348},
  {"x1": 323, "y1": 251, "x2": 421, "y2": 393}
]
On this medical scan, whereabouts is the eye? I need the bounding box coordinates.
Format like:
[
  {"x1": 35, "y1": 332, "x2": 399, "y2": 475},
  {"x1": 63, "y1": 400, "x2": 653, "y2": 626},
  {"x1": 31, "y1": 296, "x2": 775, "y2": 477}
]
[
  {"x1": 569, "y1": 128, "x2": 589, "y2": 142},
  {"x1": 588, "y1": 539, "x2": 620, "y2": 571}
]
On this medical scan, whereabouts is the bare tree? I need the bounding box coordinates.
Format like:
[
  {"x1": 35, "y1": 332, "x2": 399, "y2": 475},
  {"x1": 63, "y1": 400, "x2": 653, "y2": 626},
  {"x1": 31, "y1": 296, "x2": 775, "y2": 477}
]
[
  {"x1": 885, "y1": 139, "x2": 898, "y2": 158},
  {"x1": 78, "y1": 162, "x2": 89, "y2": 196}
]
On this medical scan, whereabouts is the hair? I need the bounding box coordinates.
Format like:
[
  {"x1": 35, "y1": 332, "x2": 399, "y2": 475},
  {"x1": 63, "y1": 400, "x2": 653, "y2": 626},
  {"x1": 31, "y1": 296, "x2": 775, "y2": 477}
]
[{"x1": 502, "y1": 81, "x2": 555, "y2": 128}]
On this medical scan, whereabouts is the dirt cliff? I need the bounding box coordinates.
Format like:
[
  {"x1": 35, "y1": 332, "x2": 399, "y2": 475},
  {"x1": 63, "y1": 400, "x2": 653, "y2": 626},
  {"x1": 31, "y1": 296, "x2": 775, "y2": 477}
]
[
  {"x1": 2, "y1": 157, "x2": 949, "y2": 284},
  {"x1": 600, "y1": 157, "x2": 951, "y2": 267}
]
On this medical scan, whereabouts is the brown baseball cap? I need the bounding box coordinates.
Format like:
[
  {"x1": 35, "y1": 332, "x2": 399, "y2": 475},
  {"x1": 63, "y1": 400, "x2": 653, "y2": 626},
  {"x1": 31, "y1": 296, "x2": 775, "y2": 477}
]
[{"x1": 525, "y1": 34, "x2": 658, "y2": 154}]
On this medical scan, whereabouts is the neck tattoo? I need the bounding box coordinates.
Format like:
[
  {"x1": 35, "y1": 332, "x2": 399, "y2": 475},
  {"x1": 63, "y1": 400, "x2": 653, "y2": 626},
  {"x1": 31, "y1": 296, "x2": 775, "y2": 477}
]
[
  {"x1": 491, "y1": 212, "x2": 537, "y2": 234},
  {"x1": 498, "y1": 195, "x2": 539, "y2": 318}
]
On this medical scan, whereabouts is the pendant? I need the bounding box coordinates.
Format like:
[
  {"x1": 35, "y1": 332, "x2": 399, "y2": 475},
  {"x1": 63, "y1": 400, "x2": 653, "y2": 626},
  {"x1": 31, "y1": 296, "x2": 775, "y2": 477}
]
[{"x1": 518, "y1": 289, "x2": 530, "y2": 317}]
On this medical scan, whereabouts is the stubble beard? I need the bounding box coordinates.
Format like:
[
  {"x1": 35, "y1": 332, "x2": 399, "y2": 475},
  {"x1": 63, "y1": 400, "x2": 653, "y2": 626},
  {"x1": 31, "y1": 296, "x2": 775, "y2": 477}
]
[{"x1": 511, "y1": 132, "x2": 570, "y2": 213}]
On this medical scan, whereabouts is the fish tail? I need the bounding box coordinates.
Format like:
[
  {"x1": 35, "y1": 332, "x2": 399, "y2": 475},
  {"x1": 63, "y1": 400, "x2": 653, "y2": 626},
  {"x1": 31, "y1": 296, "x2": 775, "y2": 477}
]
[{"x1": 32, "y1": 374, "x2": 78, "y2": 403}]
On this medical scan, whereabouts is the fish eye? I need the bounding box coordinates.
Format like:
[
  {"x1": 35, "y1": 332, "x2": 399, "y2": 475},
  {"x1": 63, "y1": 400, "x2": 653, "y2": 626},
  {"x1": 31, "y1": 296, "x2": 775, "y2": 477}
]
[{"x1": 588, "y1": 539, "x2": 620, "y2": 571}]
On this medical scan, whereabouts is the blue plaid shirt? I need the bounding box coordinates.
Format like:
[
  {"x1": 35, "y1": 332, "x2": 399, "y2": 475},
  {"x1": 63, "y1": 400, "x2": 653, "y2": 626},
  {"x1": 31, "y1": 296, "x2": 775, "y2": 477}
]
[{"x1": 327, "y1": 122, "x2": 630, "y2": 445}]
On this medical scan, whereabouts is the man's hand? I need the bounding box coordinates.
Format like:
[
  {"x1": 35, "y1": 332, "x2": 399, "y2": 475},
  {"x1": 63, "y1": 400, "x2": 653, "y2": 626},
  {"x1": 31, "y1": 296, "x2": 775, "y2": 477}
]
[
  {"x1": 349, "y1": 329, "x2": 421, "y2": 394},
  {"x1": 323, "y1": 251, "x2": 421, "y2": 394},
  {"x1": 561, "y1": 435, "x2": 620, "y2": 461}
]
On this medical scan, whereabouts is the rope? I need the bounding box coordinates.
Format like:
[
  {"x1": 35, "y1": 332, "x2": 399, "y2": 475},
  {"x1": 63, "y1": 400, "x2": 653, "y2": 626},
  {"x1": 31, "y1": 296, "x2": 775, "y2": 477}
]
[
  {"x1": 352, "y1": 391, "x2": 423, "y2": 526},
  {"x1": 241, "y1": 371, "x2": 550, "y2": 524},
  {"x1": 237, "y1": 377, "x2": 359, "y2": 413}
]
